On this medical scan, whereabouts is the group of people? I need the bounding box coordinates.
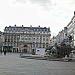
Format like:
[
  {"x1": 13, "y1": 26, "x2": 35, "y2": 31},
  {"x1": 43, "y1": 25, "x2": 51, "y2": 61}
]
[{"x1": 0, "y1": 50, "x2": 7, "y2": 55}]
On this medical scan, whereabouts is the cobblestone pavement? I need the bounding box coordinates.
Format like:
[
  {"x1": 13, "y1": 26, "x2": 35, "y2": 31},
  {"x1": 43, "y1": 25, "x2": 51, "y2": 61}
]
[{"x1": 0, "y1": 53, "x2": 75, "y2": 75}]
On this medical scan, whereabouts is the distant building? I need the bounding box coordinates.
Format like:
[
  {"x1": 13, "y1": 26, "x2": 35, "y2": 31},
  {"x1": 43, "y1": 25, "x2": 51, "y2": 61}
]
[
  {"x1": 55, "y1": 30, "x2": 65, "y2": 45},
  {"x1": 55, "y1": 11, "x2": 75, "y2": 47},
  {"x1": 66, "y1": 11, "x2": 75, "y2": 47},
  {"x1": 0, "y1": 31, "x2": 3, "y2": 51},
  {"x1": 3, "y1": 25, "x2": 51, "y2": 53},
  {"x1": 50, "y1": 36, "x2": 56, "y2": 46}
]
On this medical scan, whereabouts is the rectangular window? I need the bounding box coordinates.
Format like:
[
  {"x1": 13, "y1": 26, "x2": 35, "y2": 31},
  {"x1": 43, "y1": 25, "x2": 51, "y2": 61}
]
[
  {"x1": 5, "y1": 39, "x2": 7, "y2": 42},
  {"x1": 43, "y1": 38, "x2": 45, "y2": 41},
  {"x1": 43, "y1": 43, "x2": 45, "y2": 48},
  {"x1": 46, "y1": 44, "x2": 48, "y2": 48},
  {"x1": 46, "y1": 38, "x2": 48, "y2": 41},
  {"x1": 25, "y1": 38, "x2": 27, "y2": 40}
]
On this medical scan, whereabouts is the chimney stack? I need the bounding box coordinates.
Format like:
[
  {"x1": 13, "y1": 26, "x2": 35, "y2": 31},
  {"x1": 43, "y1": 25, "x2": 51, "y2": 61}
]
[
  {"x1": 22, "y1": 25, "x2": 23, "y2": 27},
  {"x1": 14, "y1": 24, "x2": 16, "y2": 27}
]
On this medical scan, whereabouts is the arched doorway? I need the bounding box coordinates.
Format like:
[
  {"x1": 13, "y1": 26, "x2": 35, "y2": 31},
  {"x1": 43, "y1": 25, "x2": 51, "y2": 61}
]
[
  {"x1": 19, "y1": 44, "x2": 32, "y2": 53},
  {"x1": 23, "y1": 45, "x2": 28, "y2": 53}
]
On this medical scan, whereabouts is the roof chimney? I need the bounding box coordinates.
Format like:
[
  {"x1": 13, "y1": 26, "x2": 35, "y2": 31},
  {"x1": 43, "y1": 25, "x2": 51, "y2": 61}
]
[
  {"x1": 38, "y1": 25, "x2": 40, "y2": 27},
  {"x1": 22, "y1": 25, "x2": 23, "y2": 27},
  {"x1": 14, "y1": 24, "x2": 16, "y2": 27}
]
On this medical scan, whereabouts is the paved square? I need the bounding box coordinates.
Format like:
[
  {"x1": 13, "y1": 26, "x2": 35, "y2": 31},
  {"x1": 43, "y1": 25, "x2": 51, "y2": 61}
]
[{"x1": 0, "y1": 53, "x2": 75, "y2": 75}]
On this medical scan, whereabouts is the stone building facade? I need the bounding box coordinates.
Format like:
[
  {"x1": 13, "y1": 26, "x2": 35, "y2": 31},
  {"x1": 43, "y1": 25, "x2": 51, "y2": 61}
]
[
  {"x1": 55, "y1": 11, "x2": 75, "y2": 47},
  {"x1": 50, "y1": 36, "x2": 56, "y2": 46},
  {"x1": 55, "y1": 30, "x2": 65, "y2": 45},
  {"x1": 66, "y1": 12, "x2": 75, "y2": 47},
  {"x1": 3, "y1": 25, "x2": 51, "y2": 53},
  {"x1": 0, "y1": 31, "x2": 3, "y2": 51}
]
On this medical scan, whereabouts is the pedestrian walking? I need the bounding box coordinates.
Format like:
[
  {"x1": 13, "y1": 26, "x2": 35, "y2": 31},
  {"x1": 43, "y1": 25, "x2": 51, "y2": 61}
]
[{"x1": 4, "y1": 50, "x2": 6, "y2": 55}]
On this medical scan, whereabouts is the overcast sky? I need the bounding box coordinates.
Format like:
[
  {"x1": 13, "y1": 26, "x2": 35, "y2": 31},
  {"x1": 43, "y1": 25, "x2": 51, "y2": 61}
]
[{"x1": 0, "y1": 0, "x2": 75, "y2": 36}]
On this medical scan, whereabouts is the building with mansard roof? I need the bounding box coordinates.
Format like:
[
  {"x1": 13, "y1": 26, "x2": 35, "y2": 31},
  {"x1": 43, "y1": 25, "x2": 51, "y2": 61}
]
[
  {"x1": 66, "y1": 11, "x2": 75, "y2": 47},
  {"x1": 3, "y1": 25, "x2": 51, "y2": 53},
  {"x1": 55, "y1": 11, "x2": 75, "y2": 47}
]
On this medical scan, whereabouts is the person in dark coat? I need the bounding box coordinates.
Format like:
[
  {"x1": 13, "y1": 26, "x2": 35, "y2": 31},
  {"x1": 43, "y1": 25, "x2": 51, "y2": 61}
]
[{"x1": 4, "y1": 50, "x2": 6, "y2": 55}]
